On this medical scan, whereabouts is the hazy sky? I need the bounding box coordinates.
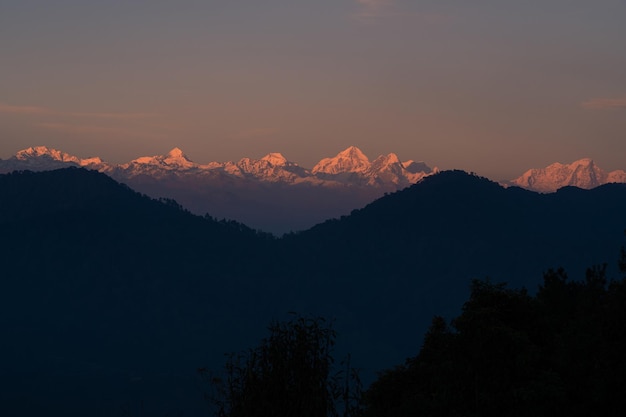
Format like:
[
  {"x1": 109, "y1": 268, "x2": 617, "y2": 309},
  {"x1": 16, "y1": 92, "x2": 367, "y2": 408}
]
[{"x1": 1, "y1": 0, "x2": 625, "y2": 180}]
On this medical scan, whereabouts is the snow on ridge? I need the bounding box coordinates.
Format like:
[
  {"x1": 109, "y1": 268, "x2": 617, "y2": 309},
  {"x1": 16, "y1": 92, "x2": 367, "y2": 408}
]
[
  {"x1": 511, "y1": 158, "x2": 626, "y2": 192},
  {"x1": 312, "y1": 146, "x2": 371, "y2": 174},
  {"x1": 6, "y1": 146, "x2": 110, "y2": 172},
  {"x1": 167, "y1": 147, "x2": 186, "y2": 158},
  {"x1": 2, "y1": 145, "x2": 434, "y2": 188},
  {"x1": 260, "y1": 152, "x2": 290, "y2": 166},
  {"x1": 16, "y1": 146, "x2": 80, "y2": 163}
]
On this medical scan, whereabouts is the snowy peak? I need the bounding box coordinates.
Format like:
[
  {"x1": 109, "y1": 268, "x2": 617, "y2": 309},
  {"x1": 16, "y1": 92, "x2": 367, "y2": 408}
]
[
  {"x1": 607, "y1": 170, "x2": 626, "y2": 183},
  {"x1": 1, "y1": 145, "x2": 435, "y2": 188},
  {"x1": 366, "y1": 153, "x2": 433, "y2": 186},
  {"x1": 310, "y1": 147, "x2": 433, "y2": 186},
  {"x1": 511, "y1": 158, "x2": 626, "y2": 192},
  {"x1": 570, "y1": 157, "x2": 594, "y2": 167},
  {"x1": 312, "y1": 146, "x2": 371, "y2": 174},
  {"x1": 232, "y1": 153, "x2": 308, "y2": 182},
  {"x1": 80, "y1": 156, "x2": 104, "y2": 165},
  {"x1": 163, "y1": 148, "x2": 195, "y2": 168},
  {"x1": 2, "y1": 146, "x2": 109, "y2": 172},
  {"x1": 374, "y1": 153, "x2": 400, "y2": 165},
  {"x1": 167, "y1": 147, "x2": 186, "y2": 159},
  {"x1": 16, "y1": 146, "x2": 80, "y2": 163},
  {"x1": 402, "y1": 160, "x2": 433, "y2": 174},
  {"x1": 127, "y1": 148, "x2": 196, "y2": 169},
  {"x1": 371, "y1": 153, "x2": 403, "y2": 169},
  {"x1": 369, "y1": 153, "x2": 401, "y2": 176},
  {"x1": 337, "y1": 145, "x2": 369, "y2": 161},
  {"x1": 260, "y1": 152, "x2": 289, "y2": 166}
]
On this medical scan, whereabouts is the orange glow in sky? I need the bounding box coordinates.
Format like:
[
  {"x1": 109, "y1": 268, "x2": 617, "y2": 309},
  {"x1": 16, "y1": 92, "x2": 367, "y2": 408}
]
[{"x1": 1, "y1": 0, "x2": 625, "y2": 180}]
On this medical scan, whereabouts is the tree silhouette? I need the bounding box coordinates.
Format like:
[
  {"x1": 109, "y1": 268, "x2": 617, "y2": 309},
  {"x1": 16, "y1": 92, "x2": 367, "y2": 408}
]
[
  {"x1": 200, "y1": 314, "x2": 362, "y2": 417},
  {"x1": 365, "y1": 245, "x2": 626, "y2": 417}
]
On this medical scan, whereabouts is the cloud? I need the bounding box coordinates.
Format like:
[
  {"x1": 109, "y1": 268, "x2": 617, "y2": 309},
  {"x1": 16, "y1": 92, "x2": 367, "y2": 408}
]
[
  {"x1": 68, "y1": 111, "x2": 156, "y2": 120},
  {"x1": 581, "y1": 97, "x2": 626, "y2": 110},
  {"x1": 39, "y1": 122, "x2": 166, "y2": 139},
  {"x1": 0, "y1": 103, "x2": 50, "y2": 115},
  {"x1": 353, "y1": 0, "x2": 394, "y2": 22},
  {"x1": 0, "y1": 102, "x2": 156, "y2": 119}
]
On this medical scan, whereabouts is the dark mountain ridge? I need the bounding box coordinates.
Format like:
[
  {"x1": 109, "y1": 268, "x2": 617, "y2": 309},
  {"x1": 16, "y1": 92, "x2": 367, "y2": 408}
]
[
  {"x1": 0, "y1": 168, "x2": 275, "y2": 416},
  {"x1": 2, "y1": 168, "x2": 626, "y2": 416},
  {"x1": 275, "y1": 171, "x2": 626, "y2": 377},
  {"x1": 0, "y1": 167, "x2": 269, "y2": 278},
  {"x1": 285, "y1": 170, "x2": 625, "y2": 283}
]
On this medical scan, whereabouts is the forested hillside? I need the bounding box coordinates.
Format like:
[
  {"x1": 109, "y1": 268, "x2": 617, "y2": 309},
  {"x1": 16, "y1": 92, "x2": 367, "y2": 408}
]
[{"x1": 365, "y1": 263, "x2": 626, "y2": 416}]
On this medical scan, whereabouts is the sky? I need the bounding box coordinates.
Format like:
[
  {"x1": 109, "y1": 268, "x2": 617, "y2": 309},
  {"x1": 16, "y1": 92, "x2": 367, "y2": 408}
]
[{"x1": 1, "y1": 0, "x2": 625, "y2": 180}]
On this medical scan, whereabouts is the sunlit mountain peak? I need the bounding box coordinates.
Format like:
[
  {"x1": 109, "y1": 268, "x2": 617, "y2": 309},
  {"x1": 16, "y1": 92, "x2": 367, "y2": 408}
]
[
  {"x1": 167, "y1": 147, "x2": 186, "y2": 159},
  {"x1": 16, "y1": 146, "x2": 76, "y2": 162},
  {"x1": 126, "y1": 148, "x2": 196, "y2": 170},
  {"x1": 10, "y1": 146, "x2": 108, "y2": 170},
  {"x1": 511, "y1": 158, "x2": 626, "y2": 192},
  {"x1": 377, "y1": 153, "x2": 400, "y2": 164},
  {"x1": 336, "y1": 146, "x2": 369, "y2": 161},
  {"x1": 2, "y1": 144, "x2": 438, "y2": 194},
  {"x1": 402, "y1": 160, "x2": 433, "y2": 174},
  {"x1": 261, "y1": 152, "x2": 289, "y2": 166},
  {"x1": 312, "y1": 146, "x2": 371, "y2": 174},
  {"x1": 569, "y1": 158, "x2": 595, "y2": 167}
]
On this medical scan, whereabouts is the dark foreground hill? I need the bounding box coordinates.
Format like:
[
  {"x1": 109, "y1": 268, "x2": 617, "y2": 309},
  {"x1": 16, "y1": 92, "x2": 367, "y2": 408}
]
[
  {"x1": 0, "y1": 168, "x2": 275, "y2": 416},
  {"x1": 2, "y1": 168, "x2": 626, "y2": 416},
  {"x1": 276, "y1": 170, "x2": 626, "y2": 378},
  {"x1": 0, "y1": 167, "x2": 268, "y2": 271},
  {"x1": 286, "y1": 170, "x2": 626, "y2": 285}
]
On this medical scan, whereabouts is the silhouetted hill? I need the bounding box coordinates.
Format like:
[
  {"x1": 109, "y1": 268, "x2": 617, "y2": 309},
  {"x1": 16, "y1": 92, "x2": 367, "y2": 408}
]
[
  {"x1": 0, "y1": 168, "x2": 274, "y2": 416},
  {"x1": 277, "y1": 171, "x2": 626, "y2": 374},
  {"x1": 2, "y1": 168, "x2": 626, "y2": 416},
  {"x1": 0, "y1": 168, "x2": 273, "y2": 283},
  {"x1": 288, "y1": 170, "x2": 626, "y2": 283}
]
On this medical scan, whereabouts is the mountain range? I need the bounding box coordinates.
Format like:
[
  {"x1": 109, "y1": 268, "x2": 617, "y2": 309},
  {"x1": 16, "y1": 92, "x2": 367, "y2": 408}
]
[
  {"x1": 0, "y1": 146, "x2": 434, "y2": 234},
  {"x1": 510, "y1": 158, "x2": 626, "y2": 192},
  {"x1": 1, "y1": 145, "x2": 625, "y2": 232},
  {"x1": 0, "y1": 145, "x2": 432, "y2": 186},
  {"x1": 3, "y1": 167, "x2": 626, "y2": 416}
]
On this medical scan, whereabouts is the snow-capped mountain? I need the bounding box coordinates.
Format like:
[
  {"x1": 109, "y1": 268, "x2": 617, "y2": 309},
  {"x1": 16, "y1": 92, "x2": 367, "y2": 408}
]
[
  {"x1": 511, "y1": 158, "x2": 626, "y2": 192},
  {"x1": 0, "y1": 145, "x2": 433, "y2": 187},
  {"x1": 367, "y1": 152, "x2": 434, "y2": 186},
  {"x1": 5, "y1": 147, "x2": 626, "y2": 232},
  {"x1": 312, "y1": 146, "x2": 371, "y2": 175},
  {"x1": 0, "y1": 145, "x2": 108, "y2": 172},
  {"x1": 311, "y1": 146, "x2": 433, "y2": 186},
  {"x1": 122, "y1": 147, "x2": 197, "y2": 170},
  {"x1": 0, "y1": 145, "x2": 435, "y2": 233},
  {"x1": 402, "y1": 160, "x2": 432, "y2": 174},
  {"x1": 110, "y1": 149, "x2": 317, "y2": 184},
  {"x1": 222, "y1": 153, "x2": 310, "y2": 183}
]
